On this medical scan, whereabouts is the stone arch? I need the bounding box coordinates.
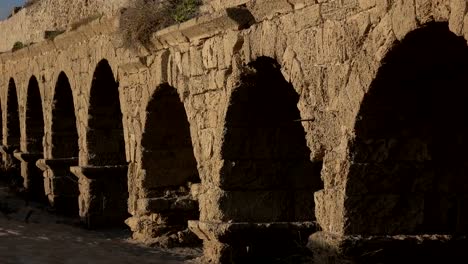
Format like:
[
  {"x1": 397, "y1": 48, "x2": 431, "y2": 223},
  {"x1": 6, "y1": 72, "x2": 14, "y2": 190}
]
[
  {"x1": 6, "y1": 78, "x2": 20, "y2": 149},
  {"x1": 25, "y1": 76, "x2": 44, "y2": 153},
  {"x1": 70, "y1": 59, "x2": 128, "y2": 228},
  {"x1": 141, "y1": 83, "x2": 200, "y2": 190},
  {"x1": 87, "y1": 59, "x2": 126, "y2": 165},
  {"x1": 36, "y1": 72, "x2": 80, "y2": 215},
  {"x1": 51, "y1": 72, "x2": 78, "y2": 158},
  {"x1": 221, "y1": 56, "x2": 323, "y2": 222},
  {"x1": 132, "y1": 83, "x2": 200, "y2": 246},
  {"x1": 347, "y1": 22, "x2": 468, "y2": 235}
]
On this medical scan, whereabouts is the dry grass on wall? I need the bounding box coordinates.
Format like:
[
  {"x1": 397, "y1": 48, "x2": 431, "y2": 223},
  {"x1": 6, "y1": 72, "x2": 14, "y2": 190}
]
[
  {"x1": 23, "y1": 0, "x2": 41, "y2": 8},
  {"x1": 119, "y1": 0, "x2": 201, "y2": 50}
]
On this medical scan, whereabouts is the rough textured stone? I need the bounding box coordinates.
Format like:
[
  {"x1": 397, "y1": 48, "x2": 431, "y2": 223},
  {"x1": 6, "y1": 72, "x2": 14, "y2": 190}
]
[{"x1": 0, "y1": 0, "x2": 467, "y2": 262}]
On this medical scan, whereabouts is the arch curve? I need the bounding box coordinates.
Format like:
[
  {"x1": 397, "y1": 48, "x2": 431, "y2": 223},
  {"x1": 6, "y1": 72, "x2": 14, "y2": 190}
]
[
  {"x1": 141, "y1": 83, "x2": 200, "y2": 190},
  {"x1": 87, "y1": 59, "x2": 126, "y2": 165},
  {"x1": 6, "y1": 78, "x2": 20, "y2": 149},
  {"x1": 347, "y1": 22, "x2": 468, "y2": 235},
  {"x1": 25, "y1": 75, "x2": 44, "y2": 153},
  {"x1": 221, "y1": 56, "x2": 323, "y2": 222},
  {"x1": 51, "y1": 72, "x2": 79, "y2": 158}
]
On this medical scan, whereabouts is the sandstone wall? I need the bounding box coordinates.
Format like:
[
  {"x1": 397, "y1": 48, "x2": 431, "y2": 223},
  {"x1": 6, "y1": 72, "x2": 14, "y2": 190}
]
[
  {"x1": 0, "y1": 0, "x2": 467, "y2": 262},
  {"x1": 0, "y1": 0, "x2": 129, "y2": 52}
]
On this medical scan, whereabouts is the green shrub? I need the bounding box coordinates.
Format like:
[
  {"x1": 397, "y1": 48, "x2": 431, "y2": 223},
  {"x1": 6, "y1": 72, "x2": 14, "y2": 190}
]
[
  {"x1": 44, "y1": 30, "x2": 65, "y2": 40},
  {"x1": 119, "y1": 0, "x2": 201, "y2": 50},
  {"x1": 172, "y1": 0, "x2": 201, "y2": 23},
  {"x1": 12, "y1": 41, "x2": 24, "y2": 52}
]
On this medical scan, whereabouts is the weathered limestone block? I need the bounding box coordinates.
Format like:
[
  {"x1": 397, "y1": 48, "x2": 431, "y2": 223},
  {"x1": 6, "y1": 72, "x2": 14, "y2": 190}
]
[
  {"x1": 314, "y1": 188, "x2": 346, "y2": 235},
  {"x1": 392, "y1": 0, "x2": 418, "y2": 41},
  {"x1": 449, "y1": 0, "x2": 468, "y2": 35},
  {"x1": 415, "y1": 0, "x2": 433, "y2": 25},
  {"x1": 247, "y1": 0, "x2": 293, "y2": 21},
  {"x1": 36, "y1": 158, "x2": 79, "y2": 215},
  {"x1": 127, "y1": 188, "x2": 201, "y2": 248},
  {"x1": 70, "y1": 165, "x2": 129, "y2": 228}
]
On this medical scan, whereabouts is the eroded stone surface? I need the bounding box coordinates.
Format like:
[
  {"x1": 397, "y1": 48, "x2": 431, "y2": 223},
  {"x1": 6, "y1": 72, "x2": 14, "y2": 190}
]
[{"x1": 0, "y1": 0, "x2": 467, "y2": 262}]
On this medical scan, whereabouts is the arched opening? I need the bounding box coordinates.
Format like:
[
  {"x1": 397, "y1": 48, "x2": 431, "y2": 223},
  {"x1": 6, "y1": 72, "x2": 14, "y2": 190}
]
[
  {"x1": 350, "y1": 22, "x2": 468, "y2": 235},
  {"x1": 6, "y1": 78, "x2": 20, "y2": 149},
  {"x1": 75, "y1": 59, "x2": 128, "y2": 228},
  {"x1": 52, "y1": 72, "x2": 78, "y2": 158},
  {"x1": 3, "y1": 78, "x2": 22, "y2": 186},
  {"x1": 39, "y1": 72, "x2": 80, "y2": 215},
  {"x1": 87, "y1": 59, "x2": 126, "y2": 166},
  {"x1": 23, "y1": 76, "x2": 46, "y2": 200},
  {"x1": 222, "y1": 57, "x2": 323, "y2": 222},
  {"x1": 142, "y1": 83, "x2": 199, "y2": 191},
  {"x1": 25, "y1": 76, "x2": 44, "y2": 153},
  {"x1": 138, "y1": 84, "x2": 200, "y2": 245}
]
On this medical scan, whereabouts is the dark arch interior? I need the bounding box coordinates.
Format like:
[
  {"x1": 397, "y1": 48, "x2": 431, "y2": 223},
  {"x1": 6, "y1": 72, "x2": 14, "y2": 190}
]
[
  {"x1": 52, "y1": 72, "x2": 78, "y2": 158},
  {"x1": 222, "y1": 57, "x2": 323, "y2": 222},
  {"x1": 352, "y1": 22, "x2": 468, "y2": 235},
  {"x1": 141, "y1": 84, "x2": 199, "y2": 194},
  {"x1": 25, "y1": 76, "x2": 44, "y2": 153},
  {"x1": 6, "y1": 78, "x2": 20, "y2": 149},
  {"x1": 0, "y1": 101, "x2": 3, "y2": 144},
  {"x1": 87, "y1": 60, "x2": 126, "y2": 166}
]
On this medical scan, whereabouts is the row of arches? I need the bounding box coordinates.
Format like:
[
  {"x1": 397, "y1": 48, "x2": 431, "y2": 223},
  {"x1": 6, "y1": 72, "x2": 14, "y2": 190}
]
[{"x1": 1, "y1": 21, "x2": 467, "y2": 261}]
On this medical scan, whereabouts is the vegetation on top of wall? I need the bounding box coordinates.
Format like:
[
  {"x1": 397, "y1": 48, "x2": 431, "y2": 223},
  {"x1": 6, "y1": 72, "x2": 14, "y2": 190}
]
[
  {"x1": 119, "y1": 0, "x2": 202, "y2": 50},
  {"x1": 24, "y1": 0, "x2": 41, "y2": 8},
  {"x1": 172, "y1": 0, "x2": 201, "y2": 23},
  {"x1": 44, "y1": 30, "x2": 66, "y2": 40},
  {"x1": 70, "y1": 13, "x2": 104, "y2": 31}
]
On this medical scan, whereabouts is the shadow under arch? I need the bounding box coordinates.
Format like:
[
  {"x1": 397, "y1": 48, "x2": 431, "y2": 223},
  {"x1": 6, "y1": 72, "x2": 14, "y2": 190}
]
[
  {"x1": 19, "y1": 76, "x2": 46, "y2": 200},
  {"x1": 1, "y1": 78, "x2": 22, "y2": 187},
  {"x1": 348, "y1": 22, "x2": 468, "y2": 237},
  {"x1": 51, "y1": 72, "x2": 79, "y2": 158},
  {"x1": 70, "y1": 59, "x2": 128, "y2": 228},
  {"x1": 136, "y1": 83, "x2": 200, "y2": 246},
  {"x1": 25, "y1": 76, "x2": 44, "y2": 153},
  {"x1": 87, "y1": 59, "x2": 126, "y2": 166},
  {"x1": 141, "y1": 83, "x2": 200, "y2": 189},
  {"x1": 216, "y1": 56, "x2": 323, "y2": 260},
  {"x1": 6, "y1": 78, "x2": 20, "y2": 149}
]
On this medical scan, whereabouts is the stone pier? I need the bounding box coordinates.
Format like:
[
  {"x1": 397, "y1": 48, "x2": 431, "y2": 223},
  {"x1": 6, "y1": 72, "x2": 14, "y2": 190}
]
[
  {"x1": 36, "y1": 158, "x2": 79, "y2": 215},
  {"x1": 13, "y1": 152, "x2": 44, "y2": 200},
  {"x1": 70, "y1": 165, "x2": 129, "y2": 228}
]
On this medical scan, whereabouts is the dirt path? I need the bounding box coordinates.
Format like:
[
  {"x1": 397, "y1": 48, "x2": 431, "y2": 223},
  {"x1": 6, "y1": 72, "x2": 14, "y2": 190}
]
[{"x1": 0, "y1": 184, "x2": 201, "y2": 264}]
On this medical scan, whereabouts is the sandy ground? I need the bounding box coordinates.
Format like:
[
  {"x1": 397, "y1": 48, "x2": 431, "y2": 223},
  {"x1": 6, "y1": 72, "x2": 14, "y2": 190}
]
[{"x1": 0, "y1": 183, "x2": 201, "y2": 264}]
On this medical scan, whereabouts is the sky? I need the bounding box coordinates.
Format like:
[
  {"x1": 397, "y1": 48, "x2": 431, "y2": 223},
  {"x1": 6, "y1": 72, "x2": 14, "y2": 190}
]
[{"x1": 0, "y1": 0, "x2": 26, "y2": 20}]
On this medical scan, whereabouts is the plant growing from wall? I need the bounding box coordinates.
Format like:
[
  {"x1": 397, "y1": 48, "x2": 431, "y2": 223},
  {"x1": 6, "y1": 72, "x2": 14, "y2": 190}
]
[
  {"x1": 12, "y1": 41, "x2": 25, "y2": 52},
  {"x1": 172, "y1": 0, "x2": 200, "y2": 23},
  {"x1": 119, "y1": 0, "x2": 201, "y2": 50},
  {"x1": 44, "y1": 30, "x2": 65, "y2": 40},
  {"x1": 24, "y1": 0, "x2": 41, "y2": 8}
]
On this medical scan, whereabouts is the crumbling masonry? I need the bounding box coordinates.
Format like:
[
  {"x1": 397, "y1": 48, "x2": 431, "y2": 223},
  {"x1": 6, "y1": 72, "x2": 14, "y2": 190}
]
[{"x1": 1, "y1": 0, "x2": 468, "y2": 263}]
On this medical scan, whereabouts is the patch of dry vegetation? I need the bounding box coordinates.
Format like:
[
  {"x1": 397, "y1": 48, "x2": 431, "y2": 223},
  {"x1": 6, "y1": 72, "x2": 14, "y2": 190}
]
[
  {"x1": 70, "y1": 13, "x2": 103, "y2": 30},
  {"x1": 119, "y1": 0, "x2": 201, "y2": 50},
  {"x1": 24, "y1": 0, "x2": 42, "y2": 8}
]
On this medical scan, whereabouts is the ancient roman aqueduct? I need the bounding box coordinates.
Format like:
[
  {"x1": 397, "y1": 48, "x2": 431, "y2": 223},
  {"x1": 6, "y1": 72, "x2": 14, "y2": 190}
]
[{"x1": 1, "y1": 0, "x2": 468, "y2": 262}]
